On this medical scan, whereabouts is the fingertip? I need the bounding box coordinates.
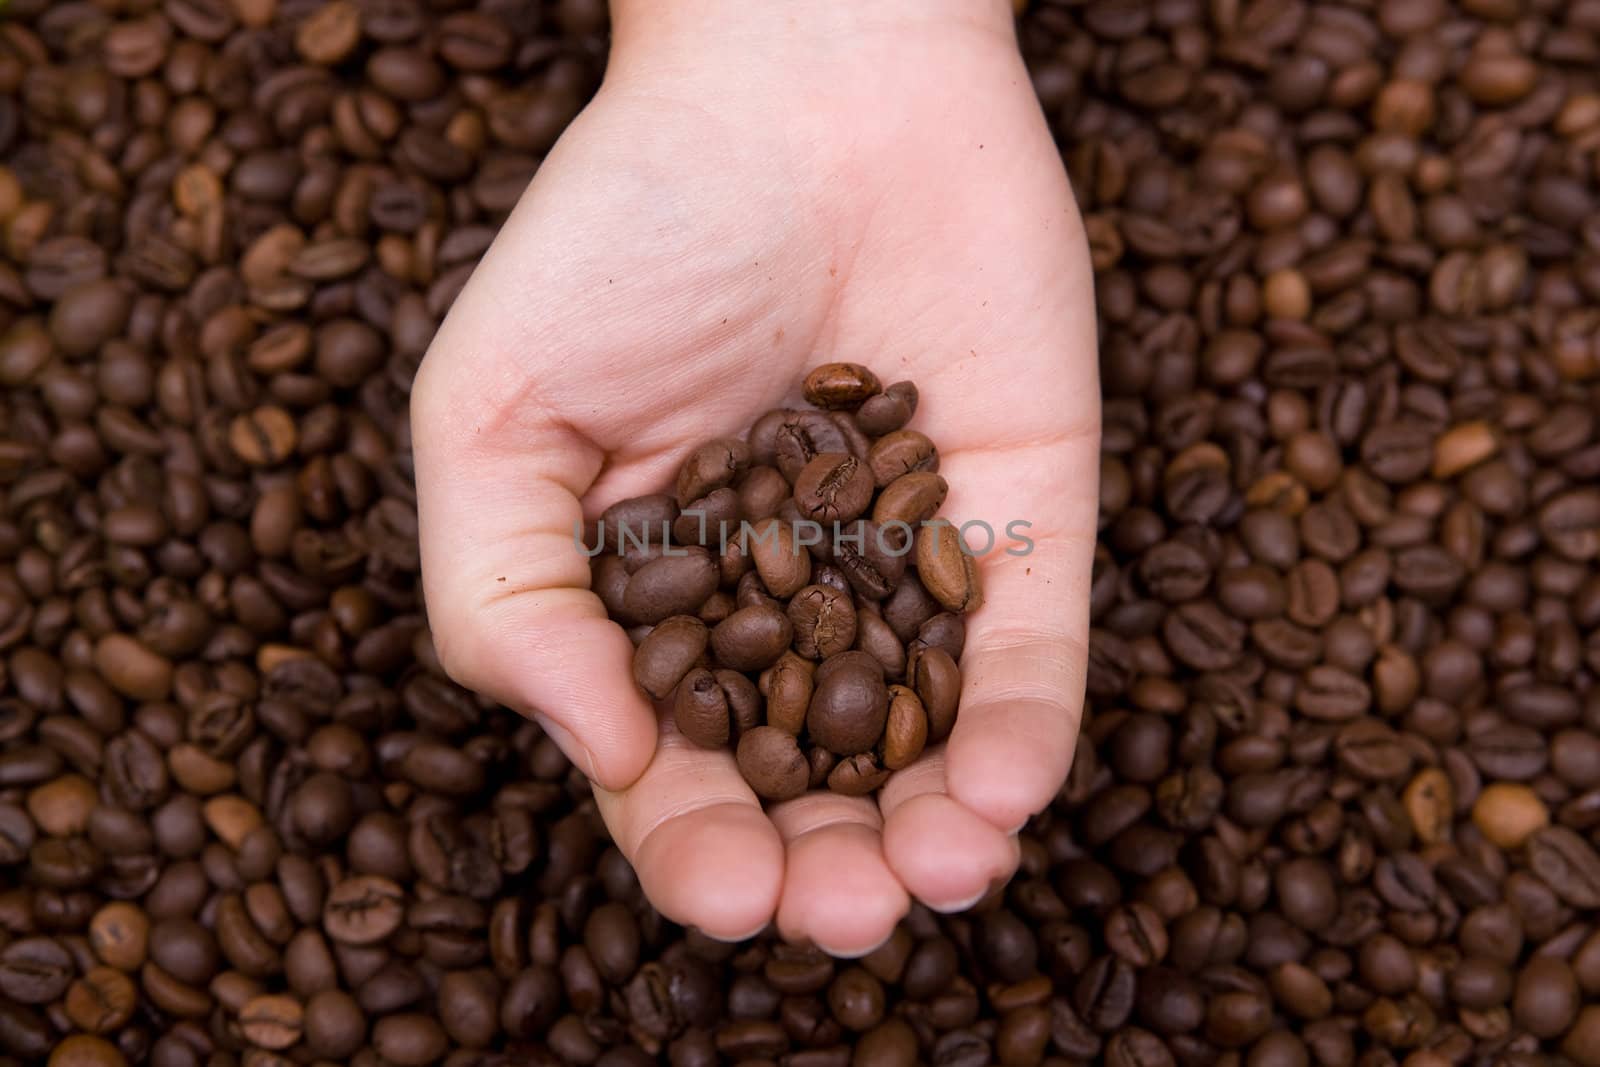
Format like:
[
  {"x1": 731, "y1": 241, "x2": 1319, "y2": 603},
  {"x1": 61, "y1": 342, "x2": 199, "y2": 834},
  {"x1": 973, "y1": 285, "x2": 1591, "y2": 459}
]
[
  {"x1": 883, "y1": 793, "x2": 1018, "y2": 912},
  {"x1": 945, "y1": 697, "x2": 1071, "y2": 831},
  {"x1": 633, "y1": 802, "x2": 784, "y2": 941},
  {"x1": 777, "y1": 822, "x2": 908, "y2": 958},
  {"x1": 536, "y1": 711, "x2": 657, "y2": 792}
]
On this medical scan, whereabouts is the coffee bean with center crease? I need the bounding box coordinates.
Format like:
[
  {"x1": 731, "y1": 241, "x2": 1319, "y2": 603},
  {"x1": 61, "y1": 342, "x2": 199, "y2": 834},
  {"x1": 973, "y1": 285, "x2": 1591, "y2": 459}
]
[
  {"x1": 676, "y1": 438, "x2": 751, "y2": 508},
  {"x1": 915, "y1": 522, "x2": 983, "y2": 614},
  {"x1": 803, "y1": 363, "x2": 882, "y2": 410},
  {"x1": 795, "y1": 453, "x2": 876, "y2": 524},
  {"x1": 0, "y1": 937, "x2": 74, "y2": 1004},
  {"x1": 737, "y1": 727, "x2": 808, "y2": 801},
  {"x1": 787, "y1": 584, "x2": 858, "y2": 660},
  {"x1": 632, "y1": 616, "x2": 708, "y2": 701},
  {"x1": 64, "y1": 966, "x2": 138, "y2": 1034},
  {"x1": 866, "y1": 430, "x2": 938, "y2": 488},
  {"x1": 1528, "y1": 827, "x2": 1600, "y2": 907},
  {"x1": 1076, "y1": 956, "x2": 1137, "y2": 1032},
  {"x1": 672, "y1": 667, "x2": 761, "y2": 749},
  {"x1": 323, "y1": 875, "x2": 405, "y2": 945},
  {"x1": 828, "y1": 752, "x2": 891, "y2": 796},
  {"x1": 831, "y1": 519, "x2": 909, "y2": 601}
]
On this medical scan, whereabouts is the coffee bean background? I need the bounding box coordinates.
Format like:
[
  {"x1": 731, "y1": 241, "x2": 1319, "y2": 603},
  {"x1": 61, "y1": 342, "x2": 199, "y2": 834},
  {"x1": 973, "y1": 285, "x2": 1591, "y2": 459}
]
[{"x1": 3, "y1": 0, "x2": 1600, "y2": 1065}]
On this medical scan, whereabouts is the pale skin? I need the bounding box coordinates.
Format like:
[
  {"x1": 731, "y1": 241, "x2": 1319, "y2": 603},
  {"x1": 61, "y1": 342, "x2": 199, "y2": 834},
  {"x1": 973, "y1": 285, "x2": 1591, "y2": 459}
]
[{"x1": 412, "y1": 0, "x2": 1099, "y2": 955}]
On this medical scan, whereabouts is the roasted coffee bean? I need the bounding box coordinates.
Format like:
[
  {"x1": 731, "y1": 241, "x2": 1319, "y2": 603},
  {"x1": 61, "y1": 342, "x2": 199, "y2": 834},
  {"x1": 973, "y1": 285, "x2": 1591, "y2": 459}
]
[
  {"x1": 736, "y1": 727, "x2": 807, "y2": 801},
  {"x1": 795, "y1": 453, "x2": 876, "y2": 524},
  {"x1": 760, "y1": 650, "x2": 815, "y2": 735},
  {"x1": 873, "y1": 471, "x2": 948, "y2": 530},
  {"x1": 748, "y1": 518, "x2": 812, "y2": 597},
  {"x1": 64, "y1": 966, "x2": 138, "y2": 1034},
  {"x1": 807, "y1": 652, "x2": 889, "y2": 756},
  {"x1": 710, "y1": 604, "x2": 794, "y2": 672},
  {"x1": 1528, "y1": 827, "x2": 1600, "y2": 908},
  {"x1": 624, "y1": 548, "x2": 719, "y2": 624},
  {"x1": 855, "y1": 381, "x2": 918, "y2": 437},
  {"x1": 0, "y1": 937, "x2": 74, "y2": 1004},
  {"x1": 867, "y1": 430, "x2": 939, "y2": 488},
  {"x1": 787, "y1": 584, "x2": 858, "y2": 660},
  {"x1": 323, "y1": 875, "x2": 405, "y2": 945},
  {"x1": 882, "y1": 685, "x2": 929, "y2": 770},
  {"x1": 600, "y1": 494, "x2": 679, "y2": 553},
  {"x1": 915, "y1": 521, "x2": 983, "y2": 613},
  {"x1": 910, "y1": 646, "x2": 961, "y2": 742},
  {"x1": 803, "y1": 363, "x2": 882, "y2": 410},
  {"x1": 672, "y1": 668, "x2": 761, "y2": 749},
  {"x1": 632, "y1": 616, "x2": 709, "y2": 701},
  {"x1": 676, "y1": 438, "x2": 751, "y2": 508}
]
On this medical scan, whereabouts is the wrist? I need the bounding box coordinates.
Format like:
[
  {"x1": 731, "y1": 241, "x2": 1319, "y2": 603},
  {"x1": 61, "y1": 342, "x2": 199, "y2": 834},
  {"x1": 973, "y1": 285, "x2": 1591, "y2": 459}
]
[{"x1": 608, "y1": 0, "x2": 1015, "y2": 72}]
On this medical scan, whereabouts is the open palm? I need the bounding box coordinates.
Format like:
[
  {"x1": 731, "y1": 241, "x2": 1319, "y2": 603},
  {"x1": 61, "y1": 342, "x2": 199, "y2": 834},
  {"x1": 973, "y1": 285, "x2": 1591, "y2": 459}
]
[{"x1": 412, "y1": 6, "x2": 1099, "y2": 954}]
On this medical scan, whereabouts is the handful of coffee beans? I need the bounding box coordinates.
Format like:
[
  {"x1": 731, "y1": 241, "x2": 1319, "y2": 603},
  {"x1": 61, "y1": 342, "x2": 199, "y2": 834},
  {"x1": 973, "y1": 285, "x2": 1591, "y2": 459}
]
[{"x1": 588, "y1": 364, "x2": 980, "y2": 800}]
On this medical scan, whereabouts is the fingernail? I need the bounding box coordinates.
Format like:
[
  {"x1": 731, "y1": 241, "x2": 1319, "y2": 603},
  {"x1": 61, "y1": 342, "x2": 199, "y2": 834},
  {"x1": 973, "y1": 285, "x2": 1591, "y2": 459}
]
[
  {"x1": 535, "y1": 714, "x2": 600, "y2": 782},
  {"x1": 928, "y1": 886, "x2": 989, "y2": 914},
  {"x1": 815, "y1": 932, "x2": 892, "y2": 959},
  {"x1": 701, "y1": 920, "x2": 770, "y2": 944}
]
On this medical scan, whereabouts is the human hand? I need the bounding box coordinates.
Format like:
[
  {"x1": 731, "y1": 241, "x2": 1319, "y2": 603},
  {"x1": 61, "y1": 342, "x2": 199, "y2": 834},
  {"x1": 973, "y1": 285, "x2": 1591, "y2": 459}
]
[{"x1": 412, "y1": 0, "x2": 1099, "y2": 954}]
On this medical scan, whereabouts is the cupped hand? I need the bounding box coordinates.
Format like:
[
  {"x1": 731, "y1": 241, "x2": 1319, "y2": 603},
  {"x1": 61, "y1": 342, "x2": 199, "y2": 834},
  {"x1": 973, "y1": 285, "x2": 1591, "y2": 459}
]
[{"x1": 412, "y1": 0, "x2": 1099, "y2": 954}]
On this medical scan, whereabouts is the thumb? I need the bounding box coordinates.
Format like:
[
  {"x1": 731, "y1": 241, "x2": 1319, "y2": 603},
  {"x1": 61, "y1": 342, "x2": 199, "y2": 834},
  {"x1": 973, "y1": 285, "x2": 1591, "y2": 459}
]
[{"x1": 411, "y1": 359, "x2": 657, "y2": 792}]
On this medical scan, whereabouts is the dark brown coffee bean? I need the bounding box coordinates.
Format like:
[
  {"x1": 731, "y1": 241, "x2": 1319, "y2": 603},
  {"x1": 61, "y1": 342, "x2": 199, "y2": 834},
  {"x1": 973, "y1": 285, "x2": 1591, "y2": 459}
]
[
  {"x1": 737, "y1": 727, "x2": 808, "y2": 801},
  {"x1": 831, "y1": 519, "x2": 908, "y2": 601},
  {"x1": 882, "y1": 574, "x2": 940, "y2": 645},
  {"x1": 759, "y1": 651, "x2": 814, "y2": 735},
  {"x1": 373, "y1": 1013, "x2": 449, "y2": 1067},
  {"x1": 0, "y1": 937, "x2": 73, "y2": 1004},
  {"x1": 624, "y1": 548, "x2": 719, "y2": 624},
  {"x1": 807, "y1": 652, "x2": 888, "y2": 756},
  {"x1": 673, "y1": 668, "x2": 761, "y2": 749},
  {"x1": 746, "y1": 517, "x2": 812, "y2": 597},
  {"x1": 228, "y1": 406, "x2": 298, "y2": 466},
  {"x1": 323, "y1": 875, "x2": 405, "y2": 944},
  {"x1": 1528, "y1": 826, "x2": 1600, "y2": 907},
  {"x1": 873, "y1": 471, "x2": 948, "y2": 530},
  {"x1": 711, "y1": 604, "x2": 793, "y2": 672},
  {"x1": 1162, "y1": 602, "x2": 1244, "y2": 671},
  {"x1": 632, "y1": 616, "x2": 709, "y2": 701},
  {"x1": 1105, "y1": 903, "x2": 1168, "y2": 968},
  {"x1": 64, "y1": 966, "x2": 137, "y2": 1034},
  {"x1": 794, "y1": 452, "x2": 875, "y2": 524},
  {"x1": 866, "y1": 430, "x2": 939, "y2": 489},
  {"x1": 673, "y1": 487, "x2": 741, "y2": 548},
  {"x1": 1076, "y1": 955, "x2": 1137, "y2": 1032},
  {"x1": 676, "y1": 438, "x2": 751, "y2": 508}
]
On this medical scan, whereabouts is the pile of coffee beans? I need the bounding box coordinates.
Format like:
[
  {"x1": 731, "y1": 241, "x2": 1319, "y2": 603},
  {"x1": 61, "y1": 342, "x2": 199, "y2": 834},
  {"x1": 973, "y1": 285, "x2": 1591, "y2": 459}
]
[
  {"x1": 5, "y1": 0, "x2": 1600, "y2": 1065},
  {"x1": 591, "y1": 363, "x2": 978, "y2": 801}
]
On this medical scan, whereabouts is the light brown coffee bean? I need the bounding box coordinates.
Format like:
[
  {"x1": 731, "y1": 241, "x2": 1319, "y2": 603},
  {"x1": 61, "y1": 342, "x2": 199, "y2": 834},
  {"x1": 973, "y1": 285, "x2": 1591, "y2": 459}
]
[{"x1": 915, "y1": 523, "x2": 983, "y2": 613}]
